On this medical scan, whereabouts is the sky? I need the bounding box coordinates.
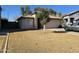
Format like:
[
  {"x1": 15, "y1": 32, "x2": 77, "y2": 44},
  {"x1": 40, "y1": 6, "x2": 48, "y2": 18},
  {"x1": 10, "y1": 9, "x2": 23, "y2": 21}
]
[{"x1": 1, "y1": 5, "x2": 79, "y2": 21}]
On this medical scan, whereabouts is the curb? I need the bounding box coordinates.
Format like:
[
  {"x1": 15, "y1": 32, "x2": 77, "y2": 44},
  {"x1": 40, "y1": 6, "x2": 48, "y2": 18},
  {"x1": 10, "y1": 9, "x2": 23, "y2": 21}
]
[{"x1": 3, "y1": 33, "x2": 9, "y2": 53}]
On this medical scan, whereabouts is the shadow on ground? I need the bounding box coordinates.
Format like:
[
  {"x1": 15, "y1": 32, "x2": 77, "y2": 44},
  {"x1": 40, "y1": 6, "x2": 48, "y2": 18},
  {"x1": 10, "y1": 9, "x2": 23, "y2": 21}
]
[
  {"x1": 1, "y1": 28, "x2": 79, "y2": 34},
  {"x1": 0, "y1": 32, "x2": 7, "y2": 35},
  {"x1": 0, "y1": 29, "x2": 40, "y2": 33}
]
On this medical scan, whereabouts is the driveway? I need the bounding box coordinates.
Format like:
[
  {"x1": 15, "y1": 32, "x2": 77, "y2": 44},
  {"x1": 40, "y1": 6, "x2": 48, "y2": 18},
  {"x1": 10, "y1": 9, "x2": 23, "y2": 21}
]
[{"x1": 67, "y1": 32, "x2": 79, "y2": 36}]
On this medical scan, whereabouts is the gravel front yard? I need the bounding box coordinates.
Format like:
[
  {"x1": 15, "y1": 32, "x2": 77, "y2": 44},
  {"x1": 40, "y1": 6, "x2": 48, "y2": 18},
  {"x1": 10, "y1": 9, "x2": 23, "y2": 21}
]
[{"x1": 7, "y1": 30, "x2": 79, "y2": 53}]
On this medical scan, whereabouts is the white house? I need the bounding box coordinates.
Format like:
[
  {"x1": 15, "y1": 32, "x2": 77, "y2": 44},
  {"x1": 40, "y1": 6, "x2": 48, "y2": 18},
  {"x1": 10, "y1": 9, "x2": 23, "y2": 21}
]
[
  {"x1": 63, "y1": 10, "x2": 79, "y2": 26},
  {"x1": 17, "y1": 14, "x2": 62, "y2": 29}
]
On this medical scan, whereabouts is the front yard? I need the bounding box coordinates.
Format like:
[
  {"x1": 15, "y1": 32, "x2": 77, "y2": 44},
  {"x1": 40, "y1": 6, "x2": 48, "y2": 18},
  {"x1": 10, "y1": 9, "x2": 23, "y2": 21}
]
[
  {"x1": 7, "y1": 30, "x2": 79, "y2": 53},
  {"x1": 0, "y1": 36, "x2": 6, "y2": 52}
]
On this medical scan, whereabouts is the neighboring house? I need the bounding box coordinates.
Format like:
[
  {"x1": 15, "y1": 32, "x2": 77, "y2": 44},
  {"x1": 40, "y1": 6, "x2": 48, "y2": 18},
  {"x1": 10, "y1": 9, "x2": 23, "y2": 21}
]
[
  {"x1": 63, "y1": 10, "x2": 79, "y2": 31},
  {"x1": 17, "y1": 14, "x2": 62, "y2": 29},
  {"x1": 63, "y1": 10, "x2": 79, "y2": 26}
]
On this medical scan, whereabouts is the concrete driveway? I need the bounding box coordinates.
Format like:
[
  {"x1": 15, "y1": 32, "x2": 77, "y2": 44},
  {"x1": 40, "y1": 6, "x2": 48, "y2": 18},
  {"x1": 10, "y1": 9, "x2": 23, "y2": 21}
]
[
  {"x1": 67, "y1": 32, "x2": 79, "y2": 36},
  {"x1": 50, "y1": 28, "x2": 79, "y2": 36}
]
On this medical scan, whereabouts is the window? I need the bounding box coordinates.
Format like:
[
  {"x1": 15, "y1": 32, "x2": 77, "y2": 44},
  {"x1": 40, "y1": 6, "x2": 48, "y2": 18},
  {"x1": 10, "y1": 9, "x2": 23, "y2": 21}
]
[
  {"x1": 64, "y1": 19, "x2": 68, "y2": 22},
  {"x1": 70, "y1": 18, "x2": 74, "y2": 23},
  {"x1": 78, "y1": 23, "x2": 79, "y2": 25},
  {"x1": 76, "y1": 19, "x2": 79, "y2": 21},
  {"x1": 76, "y1": 19, "x2": 79, "y2": 25}
]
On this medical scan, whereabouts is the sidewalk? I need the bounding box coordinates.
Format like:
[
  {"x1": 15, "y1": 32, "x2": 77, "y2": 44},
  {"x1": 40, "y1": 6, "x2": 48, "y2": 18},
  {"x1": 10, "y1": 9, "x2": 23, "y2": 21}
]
[
  {"x1": 47, "y1": 28, "x2": 65, "y2": 32},
  {"x1": 67, "y1": 32, "x2": 79, "y2": 36}
]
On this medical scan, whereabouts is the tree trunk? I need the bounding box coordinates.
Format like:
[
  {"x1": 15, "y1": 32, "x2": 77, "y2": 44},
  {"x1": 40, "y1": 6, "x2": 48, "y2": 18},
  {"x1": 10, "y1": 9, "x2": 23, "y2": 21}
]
[{"x1": 43, "y1": 24, "x2": 46, "y2": 30}]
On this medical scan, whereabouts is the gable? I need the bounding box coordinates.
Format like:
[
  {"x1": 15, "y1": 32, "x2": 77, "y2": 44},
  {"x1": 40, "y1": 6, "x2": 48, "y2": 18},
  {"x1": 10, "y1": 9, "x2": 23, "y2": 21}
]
[{"x1": 70, "y1": 12, "x2": 79, "y2": 17}]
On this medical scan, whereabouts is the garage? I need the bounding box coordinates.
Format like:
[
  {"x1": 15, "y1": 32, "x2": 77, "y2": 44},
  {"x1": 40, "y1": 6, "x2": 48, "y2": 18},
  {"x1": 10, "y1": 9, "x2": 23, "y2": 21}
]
[
  {"x1": 17, "y1": 15, "x2": 62, "y2": 30},
  {"x1": 45, "y1": 20, "x2": 61, "y2": 28},
  {"x1": 20, "y1": 18, "x2": 34, "y2": 29},
  {"x1": 45, "y1": 16, "x2": 63, "y2": 29},
  {"x1": 17, "y1": 15, "x2": 37, "y2": 30}
]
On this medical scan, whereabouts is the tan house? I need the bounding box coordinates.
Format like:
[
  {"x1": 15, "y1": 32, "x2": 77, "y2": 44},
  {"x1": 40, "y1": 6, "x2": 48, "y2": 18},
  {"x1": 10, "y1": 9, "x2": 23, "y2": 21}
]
[{"x1": 17, "y1": 14, "x2": 62, "y2": 29}]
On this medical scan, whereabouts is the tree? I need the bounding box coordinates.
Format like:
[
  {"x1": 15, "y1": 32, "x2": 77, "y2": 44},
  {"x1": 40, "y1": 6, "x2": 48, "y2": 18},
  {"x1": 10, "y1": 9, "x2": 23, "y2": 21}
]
[
  {"x1": 48, "y1": 9, "x2": 57, "y2": 16},
  {"x1": 25, "y1": 6, "x2": 30, "y2": 15},
  {"x1": 20, "y1": 5, "x2": 32, "y2": 16},
  {"x1": 20, "y1": 6, "x2": 25, "y2": 16},
  {"x1": 34, "y1": 7, "x2": 50, "y2": 29},
  {"x1": 41, "y1": 9, "x2": 49, "y2": 29},
  {"x1": 58, "y1": 12, "x2": 62, "y2": 17},
  {"x1": 34, "y1": 7, "x2": 44, "y2": 18}
]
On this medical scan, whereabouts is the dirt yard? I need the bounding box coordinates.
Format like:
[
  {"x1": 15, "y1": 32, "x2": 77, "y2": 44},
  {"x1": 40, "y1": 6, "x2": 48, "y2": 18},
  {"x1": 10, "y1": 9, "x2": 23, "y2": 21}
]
[
  {"x1": 0, "y1": 36, "x2": 6, "y2": 52},
  {"x1": 7, "y1": 30, "x2": 79, "y2": 53}
]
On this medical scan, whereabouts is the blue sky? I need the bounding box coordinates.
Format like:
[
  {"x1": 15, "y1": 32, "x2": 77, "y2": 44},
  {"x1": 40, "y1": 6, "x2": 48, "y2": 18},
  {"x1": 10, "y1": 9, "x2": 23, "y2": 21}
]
[{"x1": 1, "y1": 5, "x2": 79, "y2": 21}]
